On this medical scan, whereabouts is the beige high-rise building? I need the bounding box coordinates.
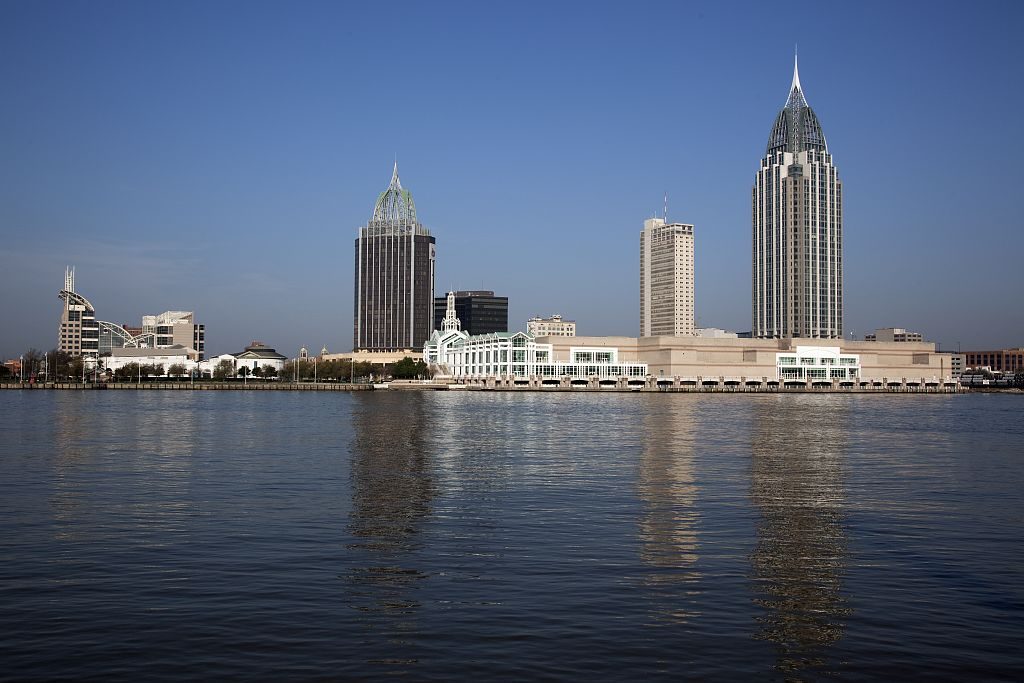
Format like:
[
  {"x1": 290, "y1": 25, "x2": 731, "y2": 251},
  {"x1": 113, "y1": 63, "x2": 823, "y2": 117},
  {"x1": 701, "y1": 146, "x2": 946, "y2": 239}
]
[
  {"x1": 640, "y1": 217, "x2": 694, "y2": 337},
  {"x1": 752, "y1": 56, "x2": 842, "y2": 339}
]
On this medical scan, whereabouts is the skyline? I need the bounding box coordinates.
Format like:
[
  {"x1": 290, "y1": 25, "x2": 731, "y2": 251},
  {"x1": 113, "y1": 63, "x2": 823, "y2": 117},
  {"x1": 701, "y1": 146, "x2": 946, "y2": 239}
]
[{"x1": 3, "y1": 1, "x2": 1024, "y2": 358}]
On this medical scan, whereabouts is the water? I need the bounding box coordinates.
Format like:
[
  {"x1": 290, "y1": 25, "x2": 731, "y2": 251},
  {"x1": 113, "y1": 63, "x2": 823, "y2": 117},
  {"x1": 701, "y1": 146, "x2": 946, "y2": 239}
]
[{"x1": 1, "y1": 391, "x2": 1022, "y2": 680}]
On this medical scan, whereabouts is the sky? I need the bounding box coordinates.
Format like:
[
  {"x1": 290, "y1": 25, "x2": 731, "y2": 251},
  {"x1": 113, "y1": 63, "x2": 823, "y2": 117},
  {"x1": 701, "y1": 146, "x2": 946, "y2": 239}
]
[{"x1": 2, "y1": 0, "x2": 1023, "y2": 358}]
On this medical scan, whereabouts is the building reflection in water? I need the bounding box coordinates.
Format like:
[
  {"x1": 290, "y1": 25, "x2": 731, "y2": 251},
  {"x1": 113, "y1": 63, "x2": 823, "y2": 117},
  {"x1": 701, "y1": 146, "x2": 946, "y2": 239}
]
[
  {"x1": 637, "y1": 397, "x2": 701, "y2": 623},
  {"x1": 346, "y1": 392, "x2": 433, "y2": 662},
  {"x1": 749, "y1": 395, "x2": 851, "y2": 678}
]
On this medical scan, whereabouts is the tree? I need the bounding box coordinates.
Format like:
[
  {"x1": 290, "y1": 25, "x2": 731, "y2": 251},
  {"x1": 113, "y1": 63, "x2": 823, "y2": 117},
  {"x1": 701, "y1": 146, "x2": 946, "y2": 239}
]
[
  {"x1": 41, "y1": 349, "x2": 74, "y2": 381},
  {"x1": 68, "y1": 356, "x2": 84, "y2": 381},
  {"x1": 115, "y1": 363, "x2": 140, "y2": 382},
  {"x1": 390, "y1": 357, "x2": 428, "y2": 379},
  {"x1": 252, "y1": 365, "x2": 264, "y2": 378},
  {"x1": 22, "y1": 348, "x2": 42, "y2": 380},
  {"x1": 351, "y1": 361, "x2": 375, "y2": 382},
  {"x1": 238, "y1": 366, "x2": 251, "y2": 379},
  {"x1": 168, "y1": 363, "x2": 187, "y2": 378},
  {"x1": 261, "y1": 364, "x2": 278, "y2": 379},
  {"x1": 0, "y1": 365, "x2": 11, "y2": 381},
  {"x1": 213, "y1": 359, "x2": 235, "y2": 380},
  {"x1": 1015, "y1": 370, "x2": 1024, "y2": 390}
]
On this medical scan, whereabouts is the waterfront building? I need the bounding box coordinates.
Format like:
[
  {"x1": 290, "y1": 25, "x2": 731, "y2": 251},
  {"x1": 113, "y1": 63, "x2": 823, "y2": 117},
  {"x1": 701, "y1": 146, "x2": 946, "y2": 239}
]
[
  {"x1": 776, "y1": 346, "x2": 860, "y2": 381},
  {"x1": 58, "y1": 267, "x2": 153, "y2": 359},
  {"x1": 433, "y1": 290, "x2": 508, "y2": 336},
  {"x1": 353, "y1": 163, "x2": 436, "y2": 352},
  {"x1": 232, "y1": 342, "x2": 288, "y2": 374},
  {"x1": 142, "y1": 311, "x2": 205, "y2": 359},
  {"x1": 752, "y1": 56, "x2": 843, "y2": 339},
  {"x1": 963, "y1": 347, "x2": 1024, "y2": 373},
  {"x1": 535, "y1": 335, "x2": 948, "y2": 383},
  {"x1": 423, "y1": 292, "x2": 470, "y2": 374},
  {"x1": 640, "y1": 217, "x2": 695, "y2": 337},
  {"x1": 431, "y1": 331, "x2": 647, "y2": 380},
  {"x1": 57, "y1": 268, "x2": 207, "y2": 360},
  {"x1": 936, "y1": 352, "x2": 964, "y2": 378},
  {"x1": 104, "y1": 346, "x2": 196, "y2": 373},
  {"x1": 865, "y1": 327, "x2": 923, "y2": 343},
  {"x1": 527, "y1": 314, "x2": 576, "y2": 337}
]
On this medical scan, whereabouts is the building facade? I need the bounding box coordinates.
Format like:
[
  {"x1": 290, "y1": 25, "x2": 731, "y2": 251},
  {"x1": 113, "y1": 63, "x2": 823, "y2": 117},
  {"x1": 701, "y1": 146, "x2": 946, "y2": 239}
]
[
  {"x1": 104, "y1": 346, "x2": 196, "y2": 372},
  {"x1": 58, "y1": 267, "x2": 99, "y2": 358},
  {"x1": 143, "y1": 311, "x2": 205, "y2": 359},
  {"x1": 753, "y1": 56, "x2": 843, "y2": 339},
  {"x1": 427, "y1": 330, "x2": 647, "y2": 380},
  {"x1": 433, "y1": 290, "x2": 508, "y2": 336},
  {"x1": 354, "y1": 163, "x2": 436, "y2": 352},
  {"x1": 865, "y1": 327, "x2": 923, "y2": 343},
  {"x1": 527, "y1": 315, "x2": 576, "y2": 337},
  {"x1": 963, "y1": 348, "x2": 1024, "y2": 373},
  {"x1": 541, "y1": 335, "x2": 948, "y2": 383},
  {"x1": 640, "y1": 217, "x2": 695, "y2": 337}
]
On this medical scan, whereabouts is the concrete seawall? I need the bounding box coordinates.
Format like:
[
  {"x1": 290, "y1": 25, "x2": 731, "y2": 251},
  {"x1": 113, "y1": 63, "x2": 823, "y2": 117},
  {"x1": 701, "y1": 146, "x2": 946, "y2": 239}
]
[{"x1": 0, "y1": 382, "x2": 372, "y2": 391}]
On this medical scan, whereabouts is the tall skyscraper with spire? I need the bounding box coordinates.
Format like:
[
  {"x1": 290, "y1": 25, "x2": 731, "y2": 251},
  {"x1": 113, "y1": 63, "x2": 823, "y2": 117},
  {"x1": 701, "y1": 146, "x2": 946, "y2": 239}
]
[
  {"x1": 752, "y1": 56, "x2": 843, "y2": 339},
  {"x1": 354, "y1": 163, "x2": 436, "y2": 352}
]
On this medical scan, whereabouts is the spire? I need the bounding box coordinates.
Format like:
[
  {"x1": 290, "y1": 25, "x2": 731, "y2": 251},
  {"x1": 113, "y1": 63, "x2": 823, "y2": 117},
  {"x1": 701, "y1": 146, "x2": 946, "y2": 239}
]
[
  {"x1": 390, "y1": 159, "x2": 402, "y2": 190},
  {"x1": 791, "y1": 50, "x2": 801, "y2": 93},
  {"x1": 765, "y1": 53, "x2": 827, "y2": 155},
  {"x1": 369, "y1": 162, "x2": 419, "y2": 229},
  {"x1": 442, "y1": 291, "x2": 461, "y2": 332}
]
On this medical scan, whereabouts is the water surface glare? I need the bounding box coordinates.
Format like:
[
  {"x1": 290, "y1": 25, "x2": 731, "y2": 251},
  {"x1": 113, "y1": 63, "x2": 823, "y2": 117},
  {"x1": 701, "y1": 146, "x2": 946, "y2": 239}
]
[{"x1": 1, "y1": 391, "x2": 1022, "y2": 680}]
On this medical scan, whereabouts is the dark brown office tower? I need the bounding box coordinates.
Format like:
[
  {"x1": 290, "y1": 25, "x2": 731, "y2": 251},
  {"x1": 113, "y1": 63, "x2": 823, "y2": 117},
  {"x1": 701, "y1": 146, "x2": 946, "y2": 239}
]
[
  {"x1": 433, "y1": 290, "x2": 509, "y2": 336},
  {"x1": 353, "y1": 164, "x2": 436, "y2": 351}
]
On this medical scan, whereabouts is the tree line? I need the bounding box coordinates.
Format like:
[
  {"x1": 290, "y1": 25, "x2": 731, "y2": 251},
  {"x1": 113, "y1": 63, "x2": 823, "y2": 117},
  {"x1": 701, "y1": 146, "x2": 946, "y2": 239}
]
[{"x1": 3, "y1": 349, "x2": 432, "y2": 383}]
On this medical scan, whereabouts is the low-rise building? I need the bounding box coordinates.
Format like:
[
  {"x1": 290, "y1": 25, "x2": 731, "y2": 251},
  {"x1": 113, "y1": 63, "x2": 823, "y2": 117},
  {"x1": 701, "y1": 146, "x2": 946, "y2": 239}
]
[
  {"x1": 103, "y1": 346, "x2": 197, "y2": 373},
  {"x1": 865, "y1": 327, "x2": 924, "y2": 342},
  {"x1": 430, "y1": 330, "x2": 647, "y2": 380},
  {"x1": 527, "y1": 314, "x2": 576, "y2": 337},
  {"x1": 937, "y1": 352, "x2": 965, "y2": 378},
  {"x1": 963, "y1": 347, "x2": 1024, "y2": 373},
  {"x1": 231, "y1": 342, "x2": 287, "y2": 374},
  {"x1": 534, "y1": 335, "x2": 950, "y2": 382}
]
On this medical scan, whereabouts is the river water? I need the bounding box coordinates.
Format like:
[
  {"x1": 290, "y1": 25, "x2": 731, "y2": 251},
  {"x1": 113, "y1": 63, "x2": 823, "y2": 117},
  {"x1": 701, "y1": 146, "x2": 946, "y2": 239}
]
[{"x1": 1, "y1": 391, "x2": 1022, "y2": 680}]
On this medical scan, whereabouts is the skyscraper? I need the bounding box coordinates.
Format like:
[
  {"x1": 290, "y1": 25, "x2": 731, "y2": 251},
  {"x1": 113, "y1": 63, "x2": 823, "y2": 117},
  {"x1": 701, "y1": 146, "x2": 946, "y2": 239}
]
[
  {"x1": 640, "y1": 217, "x2": 695, "y2": 337},
  {"x1": 752, "y1": 56, "x2": 842, "y2": 339},
  {"x1": 353, "y1": 163, "x2": 436, "y2": 352}
]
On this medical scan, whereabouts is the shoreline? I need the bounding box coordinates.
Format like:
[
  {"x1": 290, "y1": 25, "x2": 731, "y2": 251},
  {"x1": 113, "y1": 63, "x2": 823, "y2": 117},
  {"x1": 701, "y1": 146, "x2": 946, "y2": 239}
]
[{"x1": 1, "y1": 382, "x2": 1010, "y2": 394}]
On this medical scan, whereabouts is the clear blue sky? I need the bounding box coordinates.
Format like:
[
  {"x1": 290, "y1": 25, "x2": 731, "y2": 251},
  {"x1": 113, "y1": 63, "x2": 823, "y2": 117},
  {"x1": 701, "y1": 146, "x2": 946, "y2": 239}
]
[{"x1": 2, "y1": 0, "x2": 1023, "y2": 358}]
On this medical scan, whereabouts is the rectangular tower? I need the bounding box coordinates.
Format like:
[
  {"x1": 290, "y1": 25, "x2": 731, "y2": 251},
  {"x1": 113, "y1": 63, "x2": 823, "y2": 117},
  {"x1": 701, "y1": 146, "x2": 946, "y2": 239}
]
[
  {"x1": 640, "y1": 218, "x2": 695, "y2": 337},
  {"x1": 353, "y1": 164, "x2": 436, "y2": 352},
  {"x1": 753, "y1": 57, "x2": 842, "y2": 339}
]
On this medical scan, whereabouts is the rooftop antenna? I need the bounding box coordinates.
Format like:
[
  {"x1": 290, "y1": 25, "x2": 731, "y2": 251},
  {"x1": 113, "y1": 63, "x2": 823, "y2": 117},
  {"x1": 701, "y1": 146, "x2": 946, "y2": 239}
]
[{"x1": 663, "y1": 191, "x2": 668, "y2": 222}]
